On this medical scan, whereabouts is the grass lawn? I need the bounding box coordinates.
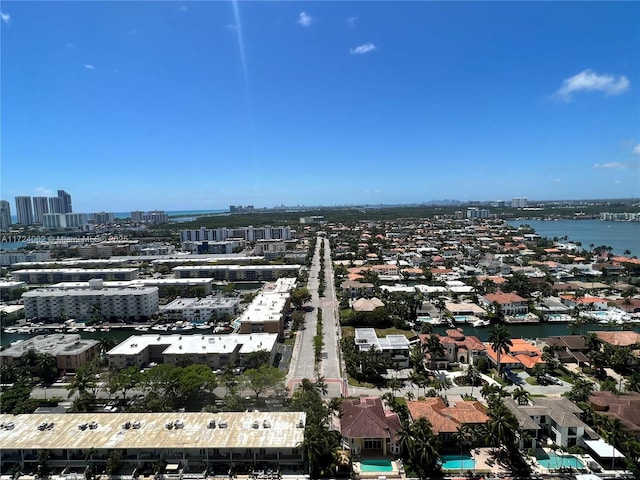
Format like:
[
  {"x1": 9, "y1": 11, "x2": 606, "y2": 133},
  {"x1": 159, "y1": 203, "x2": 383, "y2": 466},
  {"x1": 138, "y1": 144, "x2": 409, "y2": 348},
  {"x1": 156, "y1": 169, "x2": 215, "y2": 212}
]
[
  {"x1": 342, "y1": 326, "x2": 355, "y2": 337},
  {"x1": 526, "y1": 377, "x2": 539, "y2": 386},
  {"x1": 375, "y1": 327, "x2": 414, "y2": 338},
  {"x1": 346, "y1": 376, "x2": 376, "y2": 388},
  {"x1": 341, "y1": 326, "x2": 414, "y2": 338}
]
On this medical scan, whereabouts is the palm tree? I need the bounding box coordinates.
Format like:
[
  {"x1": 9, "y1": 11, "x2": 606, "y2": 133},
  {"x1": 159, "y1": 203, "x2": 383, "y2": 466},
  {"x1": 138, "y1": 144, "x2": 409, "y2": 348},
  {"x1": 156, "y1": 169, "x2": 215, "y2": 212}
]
[
  {"x1": 35, "y1": 353, "x2": 58, "y2": 384},
  {"x1": 599, "y1": 416, "x2": 626, "y2": 471},
  {"x1": 486, "y1": 401, "x2": 519, "y2": 448},
  {"x1": 435, "y1": 298, "x2": 446, "y2": 321},
  {"x1": 488, "y1": 324, "x2": 512, "y2": 378},
  {"x1": 423, "y1": 334, "x2": 445, "y2": 370},
  {"x1": 97, "y1": 335, "x2": 117, "y2": 355},
  {"x1": 511, "y1": 386, "x2": 530, "y2": 405},
  {"x1": 398, "y1": 417, "x2": 441, "y2": 479},
  {"x1": 67, "y1": 363, "x2": 99, "y2": 398},
  {"x1": 314, "y1": 374, "x2": 328, "y2": 396}
]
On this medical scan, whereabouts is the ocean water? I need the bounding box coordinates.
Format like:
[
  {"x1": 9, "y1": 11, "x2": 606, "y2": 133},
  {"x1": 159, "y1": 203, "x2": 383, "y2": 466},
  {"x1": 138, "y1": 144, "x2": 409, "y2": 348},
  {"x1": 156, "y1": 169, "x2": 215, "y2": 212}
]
[
  {"x1": 114, "y1": 209, "x2": 227, "y2": 219},
  {"x1": 507, "y1": 219, "x2": 640, "y2": 257}
]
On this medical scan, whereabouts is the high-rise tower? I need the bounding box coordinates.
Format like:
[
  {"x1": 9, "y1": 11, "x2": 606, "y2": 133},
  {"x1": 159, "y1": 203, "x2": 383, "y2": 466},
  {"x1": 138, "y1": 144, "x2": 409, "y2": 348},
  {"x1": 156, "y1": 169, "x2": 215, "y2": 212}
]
[
  {"x1": 15, "y1": 196, "x2": 34, "y2": 225},
  {"x1": 33, "y1": 197, "x2": 50, "y2": 223},
  {"x1": 0, "y1": 200, "x2": 11, "y2": 231},
  {"x1": 57, "y1": 190, "x2": 73, "y2": 214}
]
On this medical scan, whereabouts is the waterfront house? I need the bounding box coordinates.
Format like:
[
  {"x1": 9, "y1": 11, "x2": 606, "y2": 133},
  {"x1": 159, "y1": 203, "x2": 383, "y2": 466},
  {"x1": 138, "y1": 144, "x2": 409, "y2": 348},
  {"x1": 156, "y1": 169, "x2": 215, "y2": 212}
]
[
  {"x1": 503, "y1": 397, "x2": 590, "y2": 449},
  {"x1": 485, "y1": 338, "x2": 545, "y2": 371},
  {"x1": 354, "y1": 328, "x2": 411, "y2": 368},
  {"x1": 542, "y1": 335, "x2": 590, "y2": 365},
  {"x1": 406, "y1": 398, "x2": 489, "y2": 444},
  {"x1": 482, "y1": 292, "x2": 528, "y2": 316},
  {"x1": 340, "y1": 397, "x2": 401, "y2": 456},
  {"x1": 429, "y1": 328, "x2": 487, "y2": 365}
]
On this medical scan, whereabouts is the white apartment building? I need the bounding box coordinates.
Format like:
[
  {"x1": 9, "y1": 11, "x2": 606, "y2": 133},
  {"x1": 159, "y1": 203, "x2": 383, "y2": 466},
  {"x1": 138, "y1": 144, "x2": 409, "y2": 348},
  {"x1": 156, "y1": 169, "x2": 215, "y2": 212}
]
[
  {"x1": 173, "y1": 264, "x2": 301, "y2": 282},
  {"x1": 13, "y1": 267, "x2": 139, "y2": 284},
  {"x1": 107, "y1": 332, "x2": 278, "y2": 369},
  {"x1": 161, "y1": 296, "x2": 240, "y2": 323},
  {"x1": 511, "y1": 197, "x2": 528, "y2": 208},
  {"x1": 23, "y1": 284, "x2": 159, "y2": 322},
  {"x1": 237, "y1": 277, "x2": 296, "y2": 336},
  {"x1": 180, "y1": 226, "x2": 292, "y2": 243},
  {"x1": 0, "y1": 251, "x2": 51, "y2": 267}
]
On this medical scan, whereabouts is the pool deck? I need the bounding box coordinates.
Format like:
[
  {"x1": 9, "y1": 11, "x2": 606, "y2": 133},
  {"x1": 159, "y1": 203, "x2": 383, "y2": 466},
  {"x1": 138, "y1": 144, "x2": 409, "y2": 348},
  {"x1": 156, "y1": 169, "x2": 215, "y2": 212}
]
[{"x1": 353, "y1": 460, "x2": 404, "y2": 480}]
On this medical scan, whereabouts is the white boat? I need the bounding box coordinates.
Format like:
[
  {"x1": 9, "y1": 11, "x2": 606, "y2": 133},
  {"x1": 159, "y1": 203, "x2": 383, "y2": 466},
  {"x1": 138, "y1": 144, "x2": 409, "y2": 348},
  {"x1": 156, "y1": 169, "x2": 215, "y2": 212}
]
[
  {"x1": 134, "y1": 326, "x2": 150, "y2": 332},
  {"x1": 472, "y1": 319, "x2": 490, "y2": 327}
]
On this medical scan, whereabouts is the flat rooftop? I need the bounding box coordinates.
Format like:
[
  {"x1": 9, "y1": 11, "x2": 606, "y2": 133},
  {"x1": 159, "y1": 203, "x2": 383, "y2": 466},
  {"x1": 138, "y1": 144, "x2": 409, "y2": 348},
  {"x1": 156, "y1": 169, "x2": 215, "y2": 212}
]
[
  {"x1": 0, "y1": 334, "x2": 98, "y2": 357},
  {"x1": 108, "y1": 333, "x2": 278, "y2": 356},
  {"x1": 0, "y1": 411, "x2": 305, "y2": 450}
]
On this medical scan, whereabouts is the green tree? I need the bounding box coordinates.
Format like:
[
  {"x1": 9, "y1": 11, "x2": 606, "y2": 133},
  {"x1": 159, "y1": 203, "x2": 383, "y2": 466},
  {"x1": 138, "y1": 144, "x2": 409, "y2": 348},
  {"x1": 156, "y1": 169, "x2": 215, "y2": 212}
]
[
  {"x1": 486, "y1": 400, "x2": 519, "y2": 447},
  {"x1": 422, "y1": 334, "x2": 445, "y2": 370},
  {"x1": 243, "y1": 365, "x2": 285, "y2": 401},
  {"x1": 108, "y1": 367, "x2": 141, "y2": 406},
  {"x1": 488, "y1": 324, "x2": 513, "y2": 378},
  {"x1": 511, "y1": 386, "x2": 531, "y2": 405},
  {"x1": 67, "y1": 366, "x2": 97, "y2": 398},
  {"x1": 290, "y1": 287, "x2": 312, "y2": 310},
  {"x1": 398, "y1": 417, "x2": 441, "y2": 479}
]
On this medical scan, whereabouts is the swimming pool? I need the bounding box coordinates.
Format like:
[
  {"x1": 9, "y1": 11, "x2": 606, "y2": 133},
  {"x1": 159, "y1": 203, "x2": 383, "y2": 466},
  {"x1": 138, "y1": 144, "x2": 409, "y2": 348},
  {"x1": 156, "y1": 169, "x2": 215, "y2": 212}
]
[
  {"x1": 535, "y1": 452, "x2": 584, "y2": 470},
  {"x1": 440, "y1": 454, "x2": 475, "y2": 470},
  {"x1": 359, "y1": 460, "x2": 394, "y2": 472},
  {"x1": 454, "y1": 315, "x2": 472, "y2": 323}
]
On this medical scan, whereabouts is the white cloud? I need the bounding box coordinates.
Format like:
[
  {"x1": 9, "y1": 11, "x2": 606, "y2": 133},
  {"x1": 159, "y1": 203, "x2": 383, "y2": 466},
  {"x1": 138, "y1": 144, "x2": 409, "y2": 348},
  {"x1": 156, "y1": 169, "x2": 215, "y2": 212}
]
[
  {"x1": 297, "y1": 12, "x2": 312, "y2": 27},
  {"x1": 34, "y1": 187, "x2": 54, "y2": 196},
  {"x1": 346, "y1": 17, "x2": 357, "y2": 27},
  {"x1": 593, "y1": 161, "x2": 639, "y2": 170},
  {"x1": 350, "y1": 43, "x2": 376, "y2": 55},
  {"x1": 1, "y1": 12, "x2": 10, "y2": 24},
  {"x1": 555, "y1": 69, "x2": 630, "y2": 101},
  {"x1": 633, "y1": 144, "x2": 640, "y2": 155},
  {"x1": 84, "y1": 64, "x2": 95, "y2": 70}
]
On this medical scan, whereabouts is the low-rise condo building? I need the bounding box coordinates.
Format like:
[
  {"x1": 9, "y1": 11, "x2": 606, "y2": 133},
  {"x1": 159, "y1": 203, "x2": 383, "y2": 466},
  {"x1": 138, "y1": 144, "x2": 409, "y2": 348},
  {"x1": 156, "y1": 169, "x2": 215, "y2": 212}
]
[
  {"x1": 0, "y1": 411, "x2": 306, "y2": 473},
  {"x1": 107, "y1": 333, "x2": 278, "y2": 370},
  {"x1": 0, "y1": 334, "x2": 99, "y2": 371}
]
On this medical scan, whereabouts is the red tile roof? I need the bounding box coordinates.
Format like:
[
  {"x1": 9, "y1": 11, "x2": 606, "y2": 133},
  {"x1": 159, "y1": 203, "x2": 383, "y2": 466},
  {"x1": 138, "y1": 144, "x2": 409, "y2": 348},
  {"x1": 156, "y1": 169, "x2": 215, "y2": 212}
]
[
  {"x1": 340, "y1": 397, "x2": 401, "y2": 441},
  {"x1": 485, "y1": 292, "x2": 526, "y2": 304},
  {"x1": 407, "y1": 398, "x2": 489, "y2": 434}
]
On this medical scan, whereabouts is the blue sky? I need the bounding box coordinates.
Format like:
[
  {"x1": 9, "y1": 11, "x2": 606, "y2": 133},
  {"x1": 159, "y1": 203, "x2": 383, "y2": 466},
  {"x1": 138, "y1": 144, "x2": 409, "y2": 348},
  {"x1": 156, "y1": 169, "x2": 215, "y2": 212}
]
[{"x1": 1, "y1": 1, "x2": 639, "y2": 213}]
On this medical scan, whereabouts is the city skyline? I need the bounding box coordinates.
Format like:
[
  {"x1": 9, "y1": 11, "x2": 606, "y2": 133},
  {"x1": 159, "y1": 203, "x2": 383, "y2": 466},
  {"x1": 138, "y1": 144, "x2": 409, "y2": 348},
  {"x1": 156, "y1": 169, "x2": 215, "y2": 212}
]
[{"x1": 1, "y1": 2, "x2": 639, "y2": 212}]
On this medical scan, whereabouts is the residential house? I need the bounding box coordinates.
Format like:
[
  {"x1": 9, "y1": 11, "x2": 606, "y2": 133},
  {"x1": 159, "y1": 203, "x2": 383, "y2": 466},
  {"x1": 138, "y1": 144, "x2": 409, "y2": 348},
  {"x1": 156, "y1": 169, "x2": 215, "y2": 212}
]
[
  {"x1": 340, "y1": 397, "x2": 402, "y2": 456},
  {"x1": 542, "y1": 336, "x2": 591, "y2": 365},
  {"x1": 431, "y1": 328, "x2": 487, "y2": 365},
  {"x1": 482, "y1": 292, "x2": 528, "y2": 316},
  {"x1": 351, "y1": 297, "x2": 385, "y2": 312},
  {"x1": 354, "y1": 328, "x2": 410, "y2": 368},
  {"x1": 589, "y1": 391, "x2": 640, "y2": 435},
  {"x1": 504, "y1": 397, "x2": 591, "y2": 449},
  {"x1": 341, "y1": 280, "x2": 375, "y2": 299},
  {"x1": 407, "y1": 398, "x2": 489, "y2": 443},
  {"x1": 485, "y1": 338, "x2": 545, "y2": 371}
]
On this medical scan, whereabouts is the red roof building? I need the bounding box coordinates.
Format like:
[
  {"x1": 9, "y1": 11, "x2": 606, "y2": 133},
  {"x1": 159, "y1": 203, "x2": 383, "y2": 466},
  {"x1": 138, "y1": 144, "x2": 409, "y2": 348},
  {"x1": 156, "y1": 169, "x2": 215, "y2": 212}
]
[{"x1": 340, "y1": 397, "x2": 402, "y2": 456}]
